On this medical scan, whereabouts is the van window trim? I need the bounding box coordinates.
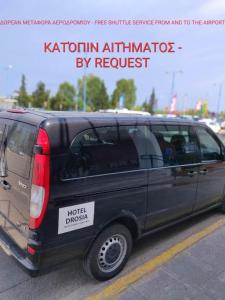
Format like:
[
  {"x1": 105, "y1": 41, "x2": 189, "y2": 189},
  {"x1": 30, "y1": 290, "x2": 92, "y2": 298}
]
[{"x1": 60, "y1": 161, "x2": 211, "y2": 182}]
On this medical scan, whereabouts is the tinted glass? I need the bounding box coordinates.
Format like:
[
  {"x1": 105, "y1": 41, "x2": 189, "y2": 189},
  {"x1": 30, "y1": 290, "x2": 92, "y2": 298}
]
[
  {"x1": 195, "y1": 126, "x2": 222, "y2": 161},
  {"x1": 6, "y1": 122, "x2": 36, "y2": 178},
  {"x1": 0, "y1": 124, "x2": 6, "y2": 176},
  {"x1": 63, "y1": 126, "x2": 146, "y2": 178},
  {"x1": 0, "y1": 125, "x2": 5, "y2": 145},
  {"x1": 150, "y1": 124, "x2": 200, "y2": 166}
]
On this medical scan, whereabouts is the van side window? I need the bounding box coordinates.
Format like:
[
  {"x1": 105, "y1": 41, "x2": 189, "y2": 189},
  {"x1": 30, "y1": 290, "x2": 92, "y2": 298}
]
[
  {"x1": 63, "y1": 126, "x2": 146, "y2": 179},
  {"x1": 150, "y1": 125, "x2": 200, "y2": 167},
  {"x1": 144, "y1": 127, "x2": 164, "y2": 168},
  {"x1": 195, "y1": 127, "x2": 222, "y2": 161}
]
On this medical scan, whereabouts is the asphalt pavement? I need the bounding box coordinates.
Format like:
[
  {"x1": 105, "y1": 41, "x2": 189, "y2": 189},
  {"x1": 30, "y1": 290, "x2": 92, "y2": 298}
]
[
  {"x1": 119, "y1": 219, "x2": 225, "y2": 300},
  {"x1": 0, "y1": 209, "x2": 224, "y2": 300}
]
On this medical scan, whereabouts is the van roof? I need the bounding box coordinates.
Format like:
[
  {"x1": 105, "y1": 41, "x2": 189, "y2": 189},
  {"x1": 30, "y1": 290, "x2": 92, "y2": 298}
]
[{"x1": 0, "y1": 109, "x2": 199, "y2": 126}]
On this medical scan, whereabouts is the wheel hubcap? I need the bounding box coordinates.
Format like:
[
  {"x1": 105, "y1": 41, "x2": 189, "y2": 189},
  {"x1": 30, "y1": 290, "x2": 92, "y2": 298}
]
[{"x1": 97, "y1": 234, "x2": 127, "y2": 273}]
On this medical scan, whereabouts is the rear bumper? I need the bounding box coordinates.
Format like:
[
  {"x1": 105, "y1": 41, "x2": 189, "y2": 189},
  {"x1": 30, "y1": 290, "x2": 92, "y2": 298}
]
[
  {"x1": 0, "y1": 225, "x2": 39, "y2": 272},
  {"x1": 0, "y1": 225, "x2": 95, "y2": 274}
]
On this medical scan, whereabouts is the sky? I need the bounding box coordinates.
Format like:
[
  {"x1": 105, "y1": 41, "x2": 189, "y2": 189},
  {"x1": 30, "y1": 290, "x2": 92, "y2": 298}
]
[{"x1": 0, "y1": 0, "x2": 225, "y2": 111}]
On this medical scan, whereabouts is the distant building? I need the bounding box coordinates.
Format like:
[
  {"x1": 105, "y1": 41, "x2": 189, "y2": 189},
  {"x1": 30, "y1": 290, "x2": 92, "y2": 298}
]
[{"x1": 0, "y1": 97, "x2": 17, "y2": 110}]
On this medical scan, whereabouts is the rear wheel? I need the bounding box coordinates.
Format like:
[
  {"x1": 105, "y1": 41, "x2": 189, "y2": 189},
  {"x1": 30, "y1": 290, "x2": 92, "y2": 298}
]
[{"x1": 83, "y1": 223, "x2": 132, "y2": 281}]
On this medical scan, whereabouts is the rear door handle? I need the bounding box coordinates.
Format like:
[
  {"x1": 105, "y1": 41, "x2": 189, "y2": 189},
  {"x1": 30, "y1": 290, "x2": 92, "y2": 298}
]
[
  {"x1": 199, "y1": 169, "x2": 208, "y2": 175},
  {"x1": 0, "y1": 180, "x2": 11, "y2": 190},
  {"x1": 187, "y1": 171, "x2": 198, "y2": 177}
]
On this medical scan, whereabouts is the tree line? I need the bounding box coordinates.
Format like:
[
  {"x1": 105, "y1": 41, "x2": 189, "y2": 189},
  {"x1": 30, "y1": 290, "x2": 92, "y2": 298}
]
[{"x1": 16, "y1": 74, "x2": 157, "y2": 113}]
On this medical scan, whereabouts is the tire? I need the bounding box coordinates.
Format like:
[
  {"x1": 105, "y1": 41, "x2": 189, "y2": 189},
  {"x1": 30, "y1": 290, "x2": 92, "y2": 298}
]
[
  {"x1": 83, "y1": 223, "x2": 133, "y2": 281},
  {"x1": 28, "y1": 269, "x2": 39, "y2": 277}
]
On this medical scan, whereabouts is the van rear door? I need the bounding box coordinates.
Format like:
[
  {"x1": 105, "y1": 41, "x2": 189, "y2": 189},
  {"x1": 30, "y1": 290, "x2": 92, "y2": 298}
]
[{"x1": 0, "y1": 119, "x2": 36, "y2": 250}]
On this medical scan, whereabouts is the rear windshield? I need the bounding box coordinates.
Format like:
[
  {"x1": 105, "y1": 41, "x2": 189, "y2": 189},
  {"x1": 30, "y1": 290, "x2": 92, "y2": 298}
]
[{"x1": 6, "y1": 122, "x2": 36, "y2": 179}]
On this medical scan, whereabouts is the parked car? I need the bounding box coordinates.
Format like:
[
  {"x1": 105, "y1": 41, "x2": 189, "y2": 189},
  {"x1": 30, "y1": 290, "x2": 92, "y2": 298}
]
[
  {"x1": 0, "y1": 110, "x2": 225, "y2": 281},
  {"x1": 220, "y1": 120, "x2": 225, "y2": 130},
  {"x1": 198, "y1": 118, "x2": 221, "y2": 133},
  {"x1": 218, "y1": 133, "x2": 225, "y2": 145}
]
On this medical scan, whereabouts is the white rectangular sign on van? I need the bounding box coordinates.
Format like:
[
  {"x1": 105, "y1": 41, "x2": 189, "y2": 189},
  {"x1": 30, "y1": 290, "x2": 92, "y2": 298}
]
[{"x1": 58, "y1": 202, "x2": 95, "y2": 234}]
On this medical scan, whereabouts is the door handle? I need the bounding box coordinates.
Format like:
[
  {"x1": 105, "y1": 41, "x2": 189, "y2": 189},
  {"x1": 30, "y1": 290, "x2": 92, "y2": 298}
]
[
  {"x1": 0, "y1": 180, "x2": 11, "y2": 190},
  {"x1": 199, "y1": 169, "x2": 208, "y2": 175},
  {"x1": 187, "y1": 171, "x2": 198, "y2": 177}
]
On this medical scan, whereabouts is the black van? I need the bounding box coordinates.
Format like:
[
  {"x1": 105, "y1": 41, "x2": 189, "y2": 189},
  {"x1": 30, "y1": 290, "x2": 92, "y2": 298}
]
[{"x1": 0, "y1": 110, "x2": 225, "y2": 281}]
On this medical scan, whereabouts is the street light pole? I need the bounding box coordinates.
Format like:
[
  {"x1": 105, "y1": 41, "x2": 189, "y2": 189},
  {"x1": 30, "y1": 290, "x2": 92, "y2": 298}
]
[
  {"x1": 83, "y1": 74, "x2": 87, "y2": 112},
  {"x1": 216, "y1": 83, "x2": 223, "y2": 116},
  {"x1": 82, "y1": 52, "x2": 87, "y2": 112},
  {"x1": 166, "y1": 70, "x2": 183, "y2": 106},
  {"x1": 182, "y1": 93, "x2": 189, "y2": 113},
  {"x1": 213, "y1": 81, "x2": 225, "y2": 117},
  {"x1": 170, "y1": 71, "x2": 176, "y2": 100}
]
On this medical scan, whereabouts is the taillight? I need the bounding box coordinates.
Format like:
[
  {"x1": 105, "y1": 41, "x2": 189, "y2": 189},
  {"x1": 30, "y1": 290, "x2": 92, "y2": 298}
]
[
  {"x1": 27, "y1": 245, "x2": 36, "y2": 255},
  {"x1": 29, "y1": 128, "x2": 50, "y2": 229}
]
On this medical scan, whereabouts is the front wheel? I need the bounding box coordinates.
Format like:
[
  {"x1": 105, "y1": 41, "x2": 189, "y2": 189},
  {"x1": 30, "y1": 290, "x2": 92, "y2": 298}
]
[{"x1": 83, "y1": 223, "x2": 133, "y2": 281}]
